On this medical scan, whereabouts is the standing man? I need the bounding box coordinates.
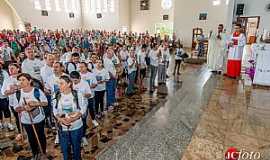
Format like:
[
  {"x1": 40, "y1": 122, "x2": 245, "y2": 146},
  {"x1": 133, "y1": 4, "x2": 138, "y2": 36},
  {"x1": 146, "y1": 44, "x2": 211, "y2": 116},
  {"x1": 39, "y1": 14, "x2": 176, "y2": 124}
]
[
  {"x1": 104, "y1": 47, "x2": 119, "y2": 111},
  {"x1": 21, "y1": 47, "x2": 44, "y2": 81},
  {"x1": 226, "y1": 24, "x2": 246, "y2": 78},
  {"x1": 40, "y1": 53, "x2": 55, "y2": 128},
  {"x1": 207, "y1": 24, "x2": 227, "y2": 74},
  {"x1": 158, "y1": 43, "x2": 170, "y2": 84},
  {"x1": 0, "y1": 42, "x2": 16, "y2": 69},
  {"x1": 149, "y1": 44, "x2": 160, "y2": 92}
]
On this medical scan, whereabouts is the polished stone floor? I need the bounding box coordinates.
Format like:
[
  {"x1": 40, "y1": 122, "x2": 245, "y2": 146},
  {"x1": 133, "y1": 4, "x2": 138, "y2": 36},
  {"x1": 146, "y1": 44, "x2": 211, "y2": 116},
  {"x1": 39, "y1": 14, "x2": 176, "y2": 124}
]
[
  {"x1": 181, "y1": 76, "x2": 270, "y2": 160},
  {"x1": 1, "y1": 63, "x2": 270, "y2": 160},
  {"x1": 97, "y1": 65, "x2": 217, "y2": 160}
]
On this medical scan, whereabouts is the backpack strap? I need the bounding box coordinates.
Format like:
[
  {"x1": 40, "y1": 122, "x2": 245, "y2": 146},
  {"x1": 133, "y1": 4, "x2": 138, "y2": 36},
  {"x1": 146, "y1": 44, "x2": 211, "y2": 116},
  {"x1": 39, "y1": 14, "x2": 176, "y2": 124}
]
[
  {"x1": 55, "y1": 91, "x2": 61, "y2": 109},
  {"x1": 15, "y1": 88, "x2": 40, "y2": 103},
  {"x1": 33, "y1": 88, "x2": 41, "y2": 102},
  {"x1": 66, "y1": 62, "x2": 77, "y2": 74},
  {"x1": 55, "y1": 90, "x2": 80, "y2": 110},
  {"x1": 71, "y1": 90, "x2": 80, "y2": 110},
  {"x1": 15, "y1": 90, "x2": 21, "y2": 103}
]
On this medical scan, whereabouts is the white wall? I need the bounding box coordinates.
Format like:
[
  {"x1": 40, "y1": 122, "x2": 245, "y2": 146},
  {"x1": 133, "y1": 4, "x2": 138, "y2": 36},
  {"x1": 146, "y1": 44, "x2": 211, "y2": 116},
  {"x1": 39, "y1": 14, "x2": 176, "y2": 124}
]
[
  {"x1": 173, "y1": 0, "x2": 229, "y2": 47},
  {"x1": 82, "y1": 0, "x2": 119, "y2": 30},
  {"x1": 234, "y1": 0, "x2": 270, "y2": 32},
  {"x1": 8, "y1": 0, "x2": 82, "y2": 30},
  {"x1": 82, "y1": 0, "x2": 130, "y2": 31},
  {"x1": 130, "y1": 0, "x2": 174, "y2": 34},
  {"x1": 225, "y1": 0, "x2": 235, "y2": 33},
  {"x1": 119, "y1": 0, "x2": 131, "y2": 31},
  {"x1": 0, "y1": 0, "x2": 15, "y2": 30}
]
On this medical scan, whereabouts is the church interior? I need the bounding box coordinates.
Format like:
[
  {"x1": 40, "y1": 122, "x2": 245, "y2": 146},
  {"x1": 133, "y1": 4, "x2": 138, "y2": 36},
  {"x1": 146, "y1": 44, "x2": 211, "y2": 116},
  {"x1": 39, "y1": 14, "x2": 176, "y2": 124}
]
[{"x1": 0, "y1": 0, "x2": 270, "y2": 160}]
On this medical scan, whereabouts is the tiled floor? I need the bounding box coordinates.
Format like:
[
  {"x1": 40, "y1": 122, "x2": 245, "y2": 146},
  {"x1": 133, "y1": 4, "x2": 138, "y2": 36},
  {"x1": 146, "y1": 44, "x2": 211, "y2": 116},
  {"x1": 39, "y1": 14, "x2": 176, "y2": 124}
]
[
  {"x1": 182, "y1": 76, "x2": 270, "y2": 160},
  {"x1": 97, "y1": 65, "x2": 217, "y2": 160}
]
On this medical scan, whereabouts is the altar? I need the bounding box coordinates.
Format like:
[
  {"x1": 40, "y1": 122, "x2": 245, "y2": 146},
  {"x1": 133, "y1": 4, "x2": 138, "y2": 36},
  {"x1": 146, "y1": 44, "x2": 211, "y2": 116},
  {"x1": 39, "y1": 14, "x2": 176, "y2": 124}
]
[{"x1": 252, "y1": 44, "x2": 270, "y2": 86}]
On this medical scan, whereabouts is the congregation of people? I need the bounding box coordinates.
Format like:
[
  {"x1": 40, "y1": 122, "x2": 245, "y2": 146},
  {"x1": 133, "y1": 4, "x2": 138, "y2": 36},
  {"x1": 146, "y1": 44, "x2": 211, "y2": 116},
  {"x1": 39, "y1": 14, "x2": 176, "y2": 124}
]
[
  {"x1": 0, "y1": 22, "x2": 246, "y2": 159},
  {"x1": 0, "y1": 29, "x2": 185, "y2": 160}
]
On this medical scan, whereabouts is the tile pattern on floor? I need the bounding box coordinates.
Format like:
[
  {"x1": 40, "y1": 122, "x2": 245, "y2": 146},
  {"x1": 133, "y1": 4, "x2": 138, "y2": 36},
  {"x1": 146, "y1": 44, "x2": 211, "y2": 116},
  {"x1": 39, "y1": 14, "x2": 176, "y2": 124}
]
[
  {"x1": 181, "y1": 76, "x2": 270, "y2": 160},
  {"x1": 97, "y1": 65, "x2": 217, "y2": 160}
]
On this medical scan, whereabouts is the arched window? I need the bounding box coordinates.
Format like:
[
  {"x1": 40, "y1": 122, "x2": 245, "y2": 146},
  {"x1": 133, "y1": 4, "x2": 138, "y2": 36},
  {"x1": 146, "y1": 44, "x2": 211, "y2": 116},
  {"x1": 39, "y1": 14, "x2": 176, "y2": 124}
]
[
  {"x1": 55, "y1": 0, "x2": 61, "y2": 11},
  {"x1": 90, "y1": 0, "x2": 95, "y2": 12},
  {"x1": 96, "y1": 0, "x2": 102, "y2": 13},
  {"x1": 72, "y1": 0, "x2": 76, "y2": 12},
  {"x1": 45, "y1": 0, "x2": 52, "y2": 11},
  {"x1": 212, "y1": 0, "x2": 221, "y2": 6},
  {"x1": 34, "y1": 0, "x2": 41, "y2": 10},
  {"x1": 64, "y1": 0, "x2": 70, "y2": 12},
  {"x1": 109, "y1": 0, "x2": 115, "y2": 12},
  {"x1": 103, "y1": 0, "x2": 108, "y2": 12},
  {"x1": 83, "y1": 0, "x2": 90, "y2": 13}
]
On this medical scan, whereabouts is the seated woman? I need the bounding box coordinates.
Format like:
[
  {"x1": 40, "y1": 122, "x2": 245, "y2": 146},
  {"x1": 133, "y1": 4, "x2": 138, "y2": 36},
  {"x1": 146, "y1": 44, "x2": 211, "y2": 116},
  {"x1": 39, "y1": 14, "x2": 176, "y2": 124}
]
[{"x1": 53, "y1": 75, "x2": 87, "y2": 160}]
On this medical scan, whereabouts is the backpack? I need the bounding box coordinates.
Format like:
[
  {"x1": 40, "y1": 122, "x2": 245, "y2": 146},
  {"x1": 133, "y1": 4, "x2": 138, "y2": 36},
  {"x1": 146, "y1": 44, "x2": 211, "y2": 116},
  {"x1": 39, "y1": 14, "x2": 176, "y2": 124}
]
[
  {"x1": 16, "y1": 88, "x2": 41, "y2": 103},
  {"x1": 54, "y1": 90, "x2": 80, "y2": 110},
  {"x1": 65, "y1": 62, "x2": 77, "y2": 74}
]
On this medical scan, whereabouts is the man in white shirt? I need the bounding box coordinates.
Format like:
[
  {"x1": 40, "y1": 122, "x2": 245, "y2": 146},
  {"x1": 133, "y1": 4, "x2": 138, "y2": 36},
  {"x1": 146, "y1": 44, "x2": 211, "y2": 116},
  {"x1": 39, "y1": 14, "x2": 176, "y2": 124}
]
[
  {"x1": 149, "y1": 44, "x2": 160, "y2": 92},
  {"x1": 66, "y1": 52, "x2": 80, "y2": 74},
  {"x1": 21, "y1": 47, "x2": 44, "y2": 81},
  {"x1": 40, "y1": 53, "x2": 55, "y2": 128},
  {"x1": 137, "y1": 45, "x2": 148, "y2": 90},
  {"x1": 207, "y1": 24, "x2": 227, "y2": 74},
  {"x1": 103, "y1": 47, "x2": 119, "y2": 110},
  {"x1": 174, "y1": 44, "x2": 184, "y2": 75},
  {"x1": 60, "y1": 46, "x2": 72, "y2": 64},
  {"x1": 41, "y1": 53, "x2": 54, "y2": 85},
  {"x1": 158, "y1": 44, "x2": 170, "y2": 84},
  {"x1": 46, "y1": 62, "x2": 67, "y2": 95},
  {"x1": 126, "y1": 49, "x2": 137, "y2": 96},
  {"x1": 0, "y1": 42, "x2": 16, "y2": 69}
]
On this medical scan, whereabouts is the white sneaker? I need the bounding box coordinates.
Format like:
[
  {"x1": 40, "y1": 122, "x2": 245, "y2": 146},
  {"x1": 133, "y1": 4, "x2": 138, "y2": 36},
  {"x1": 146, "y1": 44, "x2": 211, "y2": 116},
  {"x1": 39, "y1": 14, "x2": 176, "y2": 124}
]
[
  {"x1": 0, "y1": 123, "x2": 3, "y2": 129},
  {"x1": 7, "y1": 123, "x2": 15, "y2": 131},
  {"x1": 82, "y1": 137, "x2": 88, "y2": 146},
  {"x1": 92, "y1": 120, "x2": 99, "y2": 127},
  {"x1": 54, "y1": 134, "x2": 59, "y2": 144}
]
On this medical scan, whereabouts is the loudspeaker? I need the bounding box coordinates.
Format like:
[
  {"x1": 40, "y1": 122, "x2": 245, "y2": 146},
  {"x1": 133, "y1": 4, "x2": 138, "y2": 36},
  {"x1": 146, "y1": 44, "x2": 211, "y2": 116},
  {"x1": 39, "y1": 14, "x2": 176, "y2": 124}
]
[
  {"x1": 41, "y1": 10, "x2": 48, "y2": 16},
  {"x1": 163, "y1": 15, "x2": 169, "y2": 20},
  {"x1": 69, "y1": 12, "x2": 74, "y2": 18},
  {"x1": 236, "y1": 4, "x2": 245, "y2": 16},
  {"x1": 97, "y1": 13, "x2": 102, "y2": 19}
]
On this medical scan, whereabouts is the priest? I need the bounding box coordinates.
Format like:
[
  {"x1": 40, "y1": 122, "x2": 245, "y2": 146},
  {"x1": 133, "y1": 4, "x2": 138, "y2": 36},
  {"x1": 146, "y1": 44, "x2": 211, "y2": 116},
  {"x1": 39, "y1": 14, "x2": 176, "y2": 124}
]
[
  {"x1": 226, "y1": 24, "x2": 246, "y2": 78},
  {"x1": 207, "y1": 24, "x2": 227, "y2": 74}
]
